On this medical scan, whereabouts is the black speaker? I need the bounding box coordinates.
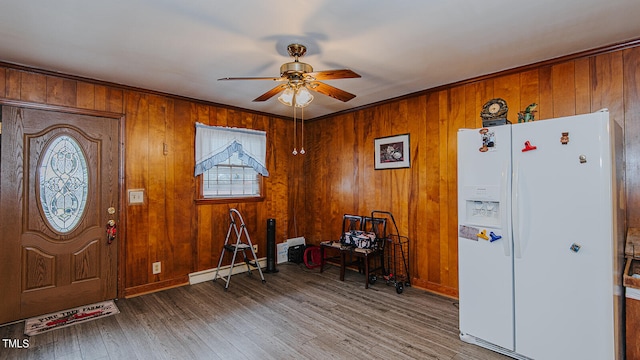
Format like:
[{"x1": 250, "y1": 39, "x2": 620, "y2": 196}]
[{"x1": 264, "y1": 218, "x2": 278, "y2": 273}]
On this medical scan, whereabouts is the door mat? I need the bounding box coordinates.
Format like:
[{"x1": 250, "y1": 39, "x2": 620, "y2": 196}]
[{"x1": 24, "y1": 300, "x2": 119, "y2": 336}]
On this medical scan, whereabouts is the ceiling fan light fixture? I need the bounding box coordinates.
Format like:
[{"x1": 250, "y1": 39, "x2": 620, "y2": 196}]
[
  {"x1": 221, "y1": 42, "x2": 360, "y2": 155},
  {"x1": 295, "y1": 86, "x2": 314, "y2": 108},
  {"x1": 277, "y1": 87, "x2": 295, "y2": 106}
]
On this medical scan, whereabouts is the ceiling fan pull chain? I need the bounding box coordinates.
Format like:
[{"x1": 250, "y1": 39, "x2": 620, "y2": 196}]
[
  {"x1": 292, "y1": 104, "x2": 298, "y2": 155},
  {"x1": 300, "y1": 106, "x2": 305, "y2": 154}
]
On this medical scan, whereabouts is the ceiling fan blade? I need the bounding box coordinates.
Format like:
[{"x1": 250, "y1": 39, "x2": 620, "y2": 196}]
[
  {"x1": 253, "y1": 84, "x2": 288, "y2": 102},
  {"x1": 218, "y1": 76, "x2": 286, "y2": 81},
  {"x1": 309, "y1": 81, "x2": 356, "y2": 102},
  {"x1": 307, "y1": 69, "x2": 361, "y2": 80}
]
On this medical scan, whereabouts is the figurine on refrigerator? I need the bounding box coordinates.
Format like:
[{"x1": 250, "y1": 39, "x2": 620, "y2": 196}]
[{"x1": 518, "y1": 103, "x2": 538, "y2": 123}]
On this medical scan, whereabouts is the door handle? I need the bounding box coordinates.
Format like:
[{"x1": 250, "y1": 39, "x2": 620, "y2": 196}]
[
  {"x1": 512, "y1": 161, "x2": 522, "y2": 258},
  {"x1": 106, "y1": 220, "x2": 117, "y2": 244}
]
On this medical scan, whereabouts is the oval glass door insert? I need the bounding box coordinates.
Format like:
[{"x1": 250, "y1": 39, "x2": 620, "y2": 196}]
[{"x1": 39, "y1": 135, "x2": 89, "y2": 233}]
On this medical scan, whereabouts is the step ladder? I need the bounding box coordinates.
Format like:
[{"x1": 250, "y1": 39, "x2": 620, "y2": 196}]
[{"x1": 213, "y1": 208, "x2": 266, "y2": 290}]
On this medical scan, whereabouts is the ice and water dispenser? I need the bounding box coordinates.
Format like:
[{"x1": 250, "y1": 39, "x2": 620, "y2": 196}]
[
  {"x1": 460, "y1": 185, "x2": 503, "y2": 242},
  {"x1": 461, "y1": 186, "x2": 501, "y2": 226},
  {"x1": 466, "y1": 200, "x2": 500, "y2": 227}
]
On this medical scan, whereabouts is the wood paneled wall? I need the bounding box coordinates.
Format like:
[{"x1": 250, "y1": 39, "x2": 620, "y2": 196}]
[
  {"x1": 300, "y1": 46, "x2": 640, "y2": 297},
  {"x1": 0, "y1": 66, "x2": 298, "y2": 297},
  {"x1": 122, "y1": 96, "x2": 298, "y2": 296},
  {"x1": 2, "y1": 42, "x2": 640, "y2": 299}
]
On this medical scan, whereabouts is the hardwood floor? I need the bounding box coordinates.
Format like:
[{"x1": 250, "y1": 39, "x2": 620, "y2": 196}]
[{"x1": 0, "y1": 263, "x2": 509, "y2": 360}]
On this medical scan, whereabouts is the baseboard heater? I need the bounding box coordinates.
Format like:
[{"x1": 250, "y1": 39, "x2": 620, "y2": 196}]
[{"x1": 189, "y1": 258, "x2": 267, "y2": 285}]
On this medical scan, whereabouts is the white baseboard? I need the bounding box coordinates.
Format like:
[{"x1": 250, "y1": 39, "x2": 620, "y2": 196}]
[{"x1": 189, "y1": 258, "x2": 267, "y2": 285}]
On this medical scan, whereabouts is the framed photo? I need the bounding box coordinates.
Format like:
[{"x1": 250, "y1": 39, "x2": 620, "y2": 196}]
[{"x1": 374, "y1": 133, "x2": 410, "y2": 170}]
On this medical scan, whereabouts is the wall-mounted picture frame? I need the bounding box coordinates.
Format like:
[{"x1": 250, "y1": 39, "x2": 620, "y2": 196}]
[{"x1": 374, "y1": 133, "x2": 410, "y2": 170}]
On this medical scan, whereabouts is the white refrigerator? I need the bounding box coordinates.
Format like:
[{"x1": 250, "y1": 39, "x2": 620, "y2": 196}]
[{"x1": 457, "y1": 110, "x2": 625, "y2": 360}]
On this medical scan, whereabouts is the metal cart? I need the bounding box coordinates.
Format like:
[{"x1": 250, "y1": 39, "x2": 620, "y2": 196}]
[{"x1": 371, "y1": 210, "x2": 411, "y2": 294}]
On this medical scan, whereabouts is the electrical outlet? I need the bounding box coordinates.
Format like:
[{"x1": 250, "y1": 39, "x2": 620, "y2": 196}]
[
  {"x1": 152, "y1": 261, "x2": 161, "y2": 274},
  {"x1": 252, "y1": 244, "x2": 258, "y2": 254}
]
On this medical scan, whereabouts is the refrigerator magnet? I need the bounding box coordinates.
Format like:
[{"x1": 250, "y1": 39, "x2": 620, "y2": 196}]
[
  {"x1": 579, "y1": 155, "x2": 587, "y2": 164},
  {"x1": 478, "y1": 128, "x2": 496, "y2": 152},
  {"x1": 459, "y1": 225, "x2": 479, "y2": 241},
  {"x1": 521, "y1": 140, "x2": 537, "y2": 152},
  {"x1": 561, "y1": 132, "x2": 569, "y2": 145},
  {"x1": 489, "y1": 231, "x2": 502, "y2": 242},
  {"x1": 477, "y1": 229, "x2": 490, "y2": 240}
]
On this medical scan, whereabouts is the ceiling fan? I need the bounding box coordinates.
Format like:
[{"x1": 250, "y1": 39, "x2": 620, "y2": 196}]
[{"x1": 218, "y1": 43, "x2": 361, "y2": 104}]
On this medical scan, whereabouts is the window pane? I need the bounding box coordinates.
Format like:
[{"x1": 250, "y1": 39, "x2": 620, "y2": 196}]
[
  {"x1": 202, "y1": 154, "x2": 261, "y2": 198},
  {"x1": 39, "y1": 135, "x2": 89, "y2": 233}
]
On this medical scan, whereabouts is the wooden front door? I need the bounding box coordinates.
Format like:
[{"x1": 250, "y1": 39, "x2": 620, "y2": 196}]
[{"x1": 0, "y1": 106, "x2": 119, "y2": 324}]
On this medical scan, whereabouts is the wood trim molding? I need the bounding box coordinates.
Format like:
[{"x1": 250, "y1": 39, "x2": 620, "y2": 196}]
[
  {"x1": 117, "y1": 114, "x2": 127, "y2": 299},
  {"x1": 0, "y1": 62, "x2": 290, "y2": 121},
  {"x1": 310, "y1": 37, "x2": 640, "y2": 122},
  {"x1": 123, "y1": 276, "x2": 190, "y2": 298},
  {"x1": 3, "y1": 37, "x2": 640, "y2": 124},
  {"x1": 411, "y1": 278, "x2": 459, "y2": 299},
  {"x1": 0, "y1": 98, "x2": 123, "y2": 118}
]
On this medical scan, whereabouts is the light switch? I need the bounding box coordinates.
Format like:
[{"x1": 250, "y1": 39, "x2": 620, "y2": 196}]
[{"x1": 128, "y1": 189, "x2": 145, "y2": 205}]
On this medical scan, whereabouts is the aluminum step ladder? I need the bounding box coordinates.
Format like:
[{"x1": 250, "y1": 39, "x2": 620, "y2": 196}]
[{"x1": 213, "y1": 208, "x2": 266, "y2": 290}]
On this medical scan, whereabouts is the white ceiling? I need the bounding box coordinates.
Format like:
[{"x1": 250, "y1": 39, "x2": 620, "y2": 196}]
[{"x1": 1, "y1": 0, "x2": 640, "y2": 119}]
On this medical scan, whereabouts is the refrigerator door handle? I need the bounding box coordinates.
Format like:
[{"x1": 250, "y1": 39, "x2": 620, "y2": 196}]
[
  {"x1": 500, "y1": 158, "x2": 511, "y2": 257},
  {"x1": 512, "y1": 160, "x2": 522, "y2": 258}
]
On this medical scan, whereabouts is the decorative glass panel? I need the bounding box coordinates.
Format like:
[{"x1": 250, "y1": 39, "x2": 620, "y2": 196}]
[{"x1": 39, "y1": 135, "x2": 89, "y2": 233}]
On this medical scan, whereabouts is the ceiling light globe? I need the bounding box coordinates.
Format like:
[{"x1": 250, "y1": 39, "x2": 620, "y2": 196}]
[
  {"x1": 278, "y1": 87, "x2": 294, "y2": 106},
  {"x1": 295, "y1": 86, "x2": 314, "y2": 107}
]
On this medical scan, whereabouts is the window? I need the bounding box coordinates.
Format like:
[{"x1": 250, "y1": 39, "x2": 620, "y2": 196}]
[
  {"x1": 201, "y1": 152, "x2": 262, "y2": 199},
  {"x1": 39, "y1": 135, "x2": 89, "y2": 232},
  {"x1": 194, "y1": 123, "x2": 268, "y2": 203}
]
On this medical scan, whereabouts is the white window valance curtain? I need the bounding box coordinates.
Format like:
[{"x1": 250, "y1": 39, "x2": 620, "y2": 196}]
[{"x1": 194, "y1": 123, "x2": 269, "y2": 177}]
